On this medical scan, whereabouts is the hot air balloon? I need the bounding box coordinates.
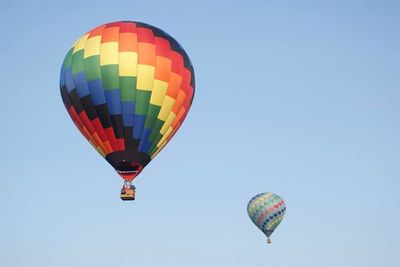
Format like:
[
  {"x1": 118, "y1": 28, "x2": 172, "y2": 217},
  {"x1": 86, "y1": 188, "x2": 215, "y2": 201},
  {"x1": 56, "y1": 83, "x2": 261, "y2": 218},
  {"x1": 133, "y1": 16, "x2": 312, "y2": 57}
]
[
  {"x1": 59, "y1": 21, "x2": 195, "y2": 201},
  {"x1": 247, "y1": 193, "x2": 286, "y2": 244}
]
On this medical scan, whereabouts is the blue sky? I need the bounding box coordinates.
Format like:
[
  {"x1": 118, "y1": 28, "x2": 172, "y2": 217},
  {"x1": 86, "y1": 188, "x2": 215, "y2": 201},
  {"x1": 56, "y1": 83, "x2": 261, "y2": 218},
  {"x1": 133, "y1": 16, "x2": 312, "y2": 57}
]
[{"x1": 0, "y1": 0, "x2": 399, "y2": 266}]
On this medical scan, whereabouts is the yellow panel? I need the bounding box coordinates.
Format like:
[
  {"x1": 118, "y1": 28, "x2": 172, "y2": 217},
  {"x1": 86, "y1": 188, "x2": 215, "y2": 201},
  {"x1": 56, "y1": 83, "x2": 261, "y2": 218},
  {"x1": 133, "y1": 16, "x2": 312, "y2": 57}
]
[
  {"x1": 151, "y1": 141, "x2": 167, "y2": 159},
  {"x1": 88, "y1": 139, "x2": 94, "y2": 146},
  {"x1": 158, "y1": 96, "x2": 175, "y2": 121},
  {"x1": 73, "y1": 34, "x2": 89, "y2": 53},
  {"x1": 100, "y1": 42, "x2": 119, "y2": 65},
  {"x1": 160, "y1": 113, "x2": 176, "y2": 135},
  {"x1": 119, "y1": 52, "x2": 138, "y2": 76},
  {"x1": 87, "y1": 139, "x2": 104, "y2": 156},
  {"x1": 157, "y1": 127, "x2": 173, "y2": 148},
  {"x1": 137, "y1": 64, "x2": 155, "y2": 91},
  {"x1": 95, "y1": 146, "x2": 105, "y2": 157},
  {"x1": 84, "y1": 36, "x2": 101, "y2": 58},
  {"x1": 150, "y1": 79, "x2": 168, "y2": 106}
]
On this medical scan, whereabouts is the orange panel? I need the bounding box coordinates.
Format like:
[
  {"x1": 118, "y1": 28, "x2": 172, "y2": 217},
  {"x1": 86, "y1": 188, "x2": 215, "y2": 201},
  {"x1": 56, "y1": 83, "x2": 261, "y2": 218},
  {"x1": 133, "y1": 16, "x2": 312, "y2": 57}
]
[
  {"x1": 92, "y1": 132, "x2": 108, "y2": 154},
  {"x1": 166, "y1": 72, "x2": 182, "y2": 98},
  {"x1": 155, "y1": 56, "x2": 171, "y2": 82},
  {"x1": 119, "y1": 33, "x2": 137, "y2": 52},
  {"x1": 172, "y1": 90, "x2": 186, "y2": 114},
  {"x1": 88, "y1": 25, "x2": 106, "y2": 37},
  {"x1": 138, "y1": 42, "x2": 156, "y2": 65},
  {"x1": 101, "y1": 27, "x2": 120, "y2": 43},
  {"x1": 104, "y1": 141, "x2": 113, "y2": 154},
  {"x1": 172, "y1": 108, "x2": 186, "y2": 129}
]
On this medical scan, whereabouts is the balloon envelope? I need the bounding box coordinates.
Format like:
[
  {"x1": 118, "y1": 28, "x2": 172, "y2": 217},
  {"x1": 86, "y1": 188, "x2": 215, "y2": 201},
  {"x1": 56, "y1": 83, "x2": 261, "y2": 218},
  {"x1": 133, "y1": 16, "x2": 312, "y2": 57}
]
[
  {"x1": 60, "y1": 21, "x2": 195, "y2": 181},
  {"x1": 247, "y1": 193, "x2": 286, "y2": 238}
]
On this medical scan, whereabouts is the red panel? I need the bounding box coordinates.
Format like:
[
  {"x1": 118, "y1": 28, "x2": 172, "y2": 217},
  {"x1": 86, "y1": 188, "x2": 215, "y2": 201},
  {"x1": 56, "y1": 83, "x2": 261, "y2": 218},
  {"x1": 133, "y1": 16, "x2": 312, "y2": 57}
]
[
  {"x1": 154, "y1": 37, "x2": 171, "y2": 58},
  {"x1": 183, "y1": 91, "x2": 192, "y2": 110},
  {"x1": 169, "y1": 51, "x2": 183, "y2": 74},
  {"x1": 119, "y1": 22, "x2": 137, "y2": 33},
  {"x1": 92, "y1": 118, "x2": 108, "y2": 142},
  {"x1": 116, "y1": 138, "x2": 125, "y2": 151},
  {"x1": 105, "y1": 22, "x2": 123, "y2": 28},
  {"x1": 181, "y1": 68, "x2": 191, "y2": 93},
  {"x1": 104, "y1": 127, "x2": 118, "y2": 152},
  {"x1": 68, "y1": 106, "x2": 84, "y2": 130},
  {"x1": 79, "y1": 112, "x2": 96, "y2": 135},
  {"x1": 136, "y1": 27, "x2": 154, "y2": 43}
]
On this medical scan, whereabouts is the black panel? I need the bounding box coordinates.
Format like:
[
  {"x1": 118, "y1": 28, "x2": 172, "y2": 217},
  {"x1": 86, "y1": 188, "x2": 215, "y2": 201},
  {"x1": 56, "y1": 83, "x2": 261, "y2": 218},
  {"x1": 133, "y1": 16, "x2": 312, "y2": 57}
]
[
  {"x1": 60, "y1": 86, "x2": 72, "y2": 108},
  {"x1": 123, "y1": 127, "x2": 139, "y2": 151},
  {"x1": 188, "y1": 64, "x2": 195, "y2": 89},
  {"x1": 95, "y1": 104, "x2": 112, "y2": 129},
  {"x1": 105, "y1": 150, "x2": 151, "y2": 171},
  {"x1": 80, "y1": 95, "x2": 98, "y2": 120},
  {"x1": 110, "y1": 114, "x2": 124, "y2": 139},
  {"x1": 137, "y1": 153, "x2": 151, "y2": 167},
  {"x1": 69, "y1": 89, "x2": 84, "y2": 114}
]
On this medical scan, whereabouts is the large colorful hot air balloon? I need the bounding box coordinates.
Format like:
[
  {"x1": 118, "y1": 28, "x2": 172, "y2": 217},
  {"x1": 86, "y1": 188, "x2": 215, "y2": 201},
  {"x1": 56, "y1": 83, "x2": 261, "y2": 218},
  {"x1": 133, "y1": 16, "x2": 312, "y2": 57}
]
[
  {"x1": 247, "y1": 192, "x2": 286, "y2": 244},
  {"x1": 59, "y1": 21, "x2": 195, "y2": 200}
]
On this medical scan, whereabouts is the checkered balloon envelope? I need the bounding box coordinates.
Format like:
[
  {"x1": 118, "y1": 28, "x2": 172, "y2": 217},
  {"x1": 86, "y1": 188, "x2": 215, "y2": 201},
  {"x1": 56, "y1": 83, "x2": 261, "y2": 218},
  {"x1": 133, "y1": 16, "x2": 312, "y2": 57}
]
[
  {"x1": 247, "y1": 192, "x2": 286, "y2": 243},
  {"x1": 60, "y1": 21, "x2": 195, "y2": 190}
]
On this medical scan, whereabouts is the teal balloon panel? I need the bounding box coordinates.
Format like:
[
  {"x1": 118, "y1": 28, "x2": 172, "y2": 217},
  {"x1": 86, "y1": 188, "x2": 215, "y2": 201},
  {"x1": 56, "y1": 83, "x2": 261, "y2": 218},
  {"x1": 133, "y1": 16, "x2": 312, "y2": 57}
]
[{"x1": 247, "y1": 193, "x2": 286, "y2": 238}]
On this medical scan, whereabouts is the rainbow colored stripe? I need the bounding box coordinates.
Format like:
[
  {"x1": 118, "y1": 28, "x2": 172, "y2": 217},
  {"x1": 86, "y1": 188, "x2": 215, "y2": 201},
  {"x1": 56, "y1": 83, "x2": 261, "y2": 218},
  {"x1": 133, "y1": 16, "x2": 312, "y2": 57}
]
[
  {"x1": 247, "y1": 193, "x2": 286, "y2": 238},
  {"x1": 60, "y1": 21, "x2": 195, "y2": 180}
]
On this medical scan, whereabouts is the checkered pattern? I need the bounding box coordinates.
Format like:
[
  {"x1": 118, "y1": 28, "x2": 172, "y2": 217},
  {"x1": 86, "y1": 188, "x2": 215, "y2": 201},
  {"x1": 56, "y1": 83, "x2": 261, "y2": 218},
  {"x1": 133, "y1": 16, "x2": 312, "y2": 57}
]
[
  {"x1": 60, "y1": 21, "x2": 195, "y2": 181},
  {"x1": 247, "y1": 193, "x2": 286, "y2": 238}
]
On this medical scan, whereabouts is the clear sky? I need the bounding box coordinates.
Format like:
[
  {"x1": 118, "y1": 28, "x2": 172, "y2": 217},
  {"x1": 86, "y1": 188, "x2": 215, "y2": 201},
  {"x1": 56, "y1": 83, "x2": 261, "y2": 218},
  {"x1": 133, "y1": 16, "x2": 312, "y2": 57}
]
[{"x1": 0, "y1": 0, "x2": 399, "y2": 266}]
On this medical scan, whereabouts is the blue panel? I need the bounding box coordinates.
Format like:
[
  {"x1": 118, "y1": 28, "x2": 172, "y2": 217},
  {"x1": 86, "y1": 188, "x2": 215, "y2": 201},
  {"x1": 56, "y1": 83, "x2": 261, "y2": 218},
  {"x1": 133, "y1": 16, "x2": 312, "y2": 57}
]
[
  {"x1": 138, "y1": 128, "x2": 152, "y2": 152},
  {"x1": 121, "y1": 102, "x2": 135, "y2": 127},
  {"x1": 64, "y1": 68, "x2": 75, "y2": 92},
  {"x1": 105, "y1": 90, "x2": 122, "y2": 115},
  {"x1": 73, "y1": 72, "x2": 90, "y2": 98},
  {"x1": 88, "y1": 79, "x2": 106, "y2": 105},
  {"x1": 59, "y1": 68, "x2": 65, "y2": 87},
  {"x1": 133, "y1": 115, "x2": 146, "y2": 139}
]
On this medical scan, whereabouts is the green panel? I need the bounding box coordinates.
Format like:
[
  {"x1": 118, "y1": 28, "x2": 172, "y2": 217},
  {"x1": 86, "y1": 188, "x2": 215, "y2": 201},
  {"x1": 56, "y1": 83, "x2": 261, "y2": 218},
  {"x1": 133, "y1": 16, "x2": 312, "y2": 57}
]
[
  {"x1": 101, "y1": 64, "x2": 119, "y2": 90},
  {"x1": 148, "y1": 146, "x2": 157, "y2": 156},
  {"x1": 72, "y1": 50, "x2": 85, "y2": 75},
  {"x1": 135, "y1": 90, "x2": 151, "y2": 115},
  {"x1": 153, "y1": 135, "x2": 163, "y2": 146},
  {"x1": 148, "y1": 134, "x2": 164, "y2": 155},
  {"x1": 120, "y1": 77, "x2": 137, "y2": 102},
  {"x1": 147, "y1": 104, "x2": 161, "y2": 118},
  {"x1": 84, "y1": 56, "x2": 101, "y2": 81},
  {"x1": 148, "y1": 119, "x2": 164, "y2": 142},
  {"x1": 144, "y1": 104, "x2": 161, "y2": 128},
  {"x1": 144, "y1": 116, "x2": 158, "y2": 130},
  {"x1": 62, "y1": 49, "x2": 73, "y2": 69}
]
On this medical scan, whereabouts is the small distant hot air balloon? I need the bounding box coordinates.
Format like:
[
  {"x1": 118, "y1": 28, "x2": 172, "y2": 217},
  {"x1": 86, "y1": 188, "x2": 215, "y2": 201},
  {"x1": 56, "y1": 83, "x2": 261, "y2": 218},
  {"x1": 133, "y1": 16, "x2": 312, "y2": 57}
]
[
  {"x1": 247, "y1": 193, "x2": 286, "y2": 244},
  {"x1": 60, "y1": 21, "x2": 195, "y2": 201}
]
